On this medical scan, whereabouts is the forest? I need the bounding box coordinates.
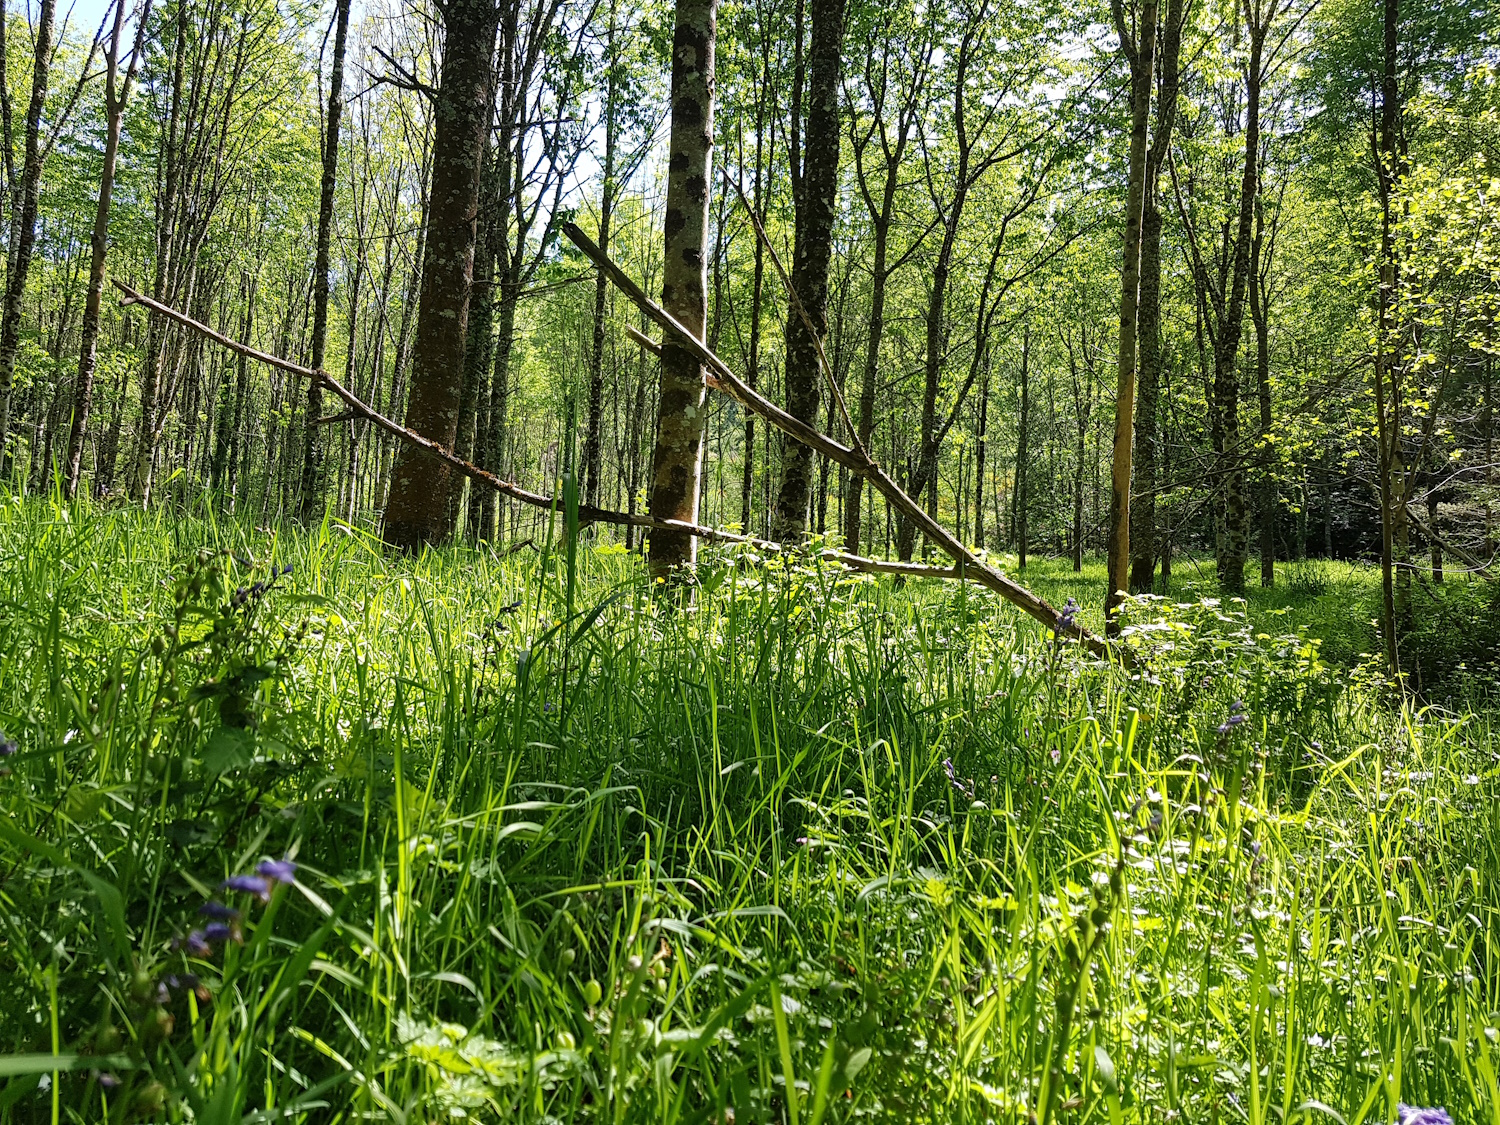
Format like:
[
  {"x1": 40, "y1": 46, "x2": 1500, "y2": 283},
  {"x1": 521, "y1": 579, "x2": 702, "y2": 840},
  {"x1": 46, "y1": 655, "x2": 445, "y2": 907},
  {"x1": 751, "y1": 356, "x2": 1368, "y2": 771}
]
[{"x1": 0, "y1": 0, "x2": 1498, "y2": 1115}]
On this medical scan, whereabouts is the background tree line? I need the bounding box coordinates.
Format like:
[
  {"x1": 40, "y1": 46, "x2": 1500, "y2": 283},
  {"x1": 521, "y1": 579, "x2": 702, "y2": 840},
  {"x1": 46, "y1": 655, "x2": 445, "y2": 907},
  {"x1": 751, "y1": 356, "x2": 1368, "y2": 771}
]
[{"x1": 0, "y1": 0, "x2": 1494, "y2": 669}]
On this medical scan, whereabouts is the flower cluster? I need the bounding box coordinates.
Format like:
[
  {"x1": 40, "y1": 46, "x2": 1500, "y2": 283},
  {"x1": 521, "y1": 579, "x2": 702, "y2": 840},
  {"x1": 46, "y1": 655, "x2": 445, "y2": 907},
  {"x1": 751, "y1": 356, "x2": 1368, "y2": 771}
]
[
  {"x1": 943, "y1": 757, "x2": 975, "y2": 800},
  {"x1": 1218, "y1": 699, "x2": 1249, "y2": 735},
  {"x1": 1056, "y1": 598, "x2": 1079, "y2": 634},
  {"x1": 177, "y1": 859, "x2": 295, "y2": 954},
  {"x1": 231, "y1": 563, "x2": 294, "y2": 609},
  {"x1": 1398, "y1": 1106, "x2": 1454, "y2": 1125}
]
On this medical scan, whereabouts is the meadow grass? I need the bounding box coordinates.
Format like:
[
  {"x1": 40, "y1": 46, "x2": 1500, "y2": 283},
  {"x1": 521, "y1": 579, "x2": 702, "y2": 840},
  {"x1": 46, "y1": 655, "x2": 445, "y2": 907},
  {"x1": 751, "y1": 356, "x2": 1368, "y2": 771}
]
[{"x1": 1, "y1": 491, "x2": 1498, "y2": 1123}]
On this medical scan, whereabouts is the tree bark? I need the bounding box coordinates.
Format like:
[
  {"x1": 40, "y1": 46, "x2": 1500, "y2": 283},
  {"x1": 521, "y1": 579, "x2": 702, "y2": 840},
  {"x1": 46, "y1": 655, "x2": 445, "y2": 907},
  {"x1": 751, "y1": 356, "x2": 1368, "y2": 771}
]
[
  {"x1": 382, "y1": 0, "x2": 497, "y2": 550},
  {"x1": 772, "y1": 0, "x2": 845, "y2": 542},
  {"x1": 646, "y1": 0, "x2": 716, "y2": 576},
  {"x1": 0, "y1": 0, "x2": 56, "y2": 470},
  {"x1": 1372, "y1": 0, "x2": 1401, "y2": 671},
  {"x1": 1105, "y1": 0, "x2": 1156, "y2": 631},
  {"x1": 300, "y1": 0, "x2": 352, "y2": 522},
  {"x1": 582, "y1": 12, "x2": 618, "y2": 509},
  {"x1": 1015, "y1": 329, "x2": 1031, "y2": 569},
  {"x1": 65, "y1": 0, "x2": 151, "y2": 499},
  {"x1": 1127, "y1": 0, "x2": 1183, "y2": 593},
  {"x1": 973, "y1": 363, "x2": 988, "y2": 548}
]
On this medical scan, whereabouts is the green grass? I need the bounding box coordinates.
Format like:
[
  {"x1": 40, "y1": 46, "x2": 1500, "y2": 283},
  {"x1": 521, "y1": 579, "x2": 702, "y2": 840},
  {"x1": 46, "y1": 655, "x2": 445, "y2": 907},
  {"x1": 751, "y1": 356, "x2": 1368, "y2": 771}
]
[{"x1": 2, "y1": 491, "x2": 1499, "y2": 1123}]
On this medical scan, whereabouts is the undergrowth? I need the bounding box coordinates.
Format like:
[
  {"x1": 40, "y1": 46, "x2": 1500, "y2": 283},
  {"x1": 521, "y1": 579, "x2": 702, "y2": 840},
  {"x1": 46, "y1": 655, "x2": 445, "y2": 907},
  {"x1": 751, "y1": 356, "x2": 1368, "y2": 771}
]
[{"x1": 1, "y1": 493, "x2": 1498, "y2": 1123}]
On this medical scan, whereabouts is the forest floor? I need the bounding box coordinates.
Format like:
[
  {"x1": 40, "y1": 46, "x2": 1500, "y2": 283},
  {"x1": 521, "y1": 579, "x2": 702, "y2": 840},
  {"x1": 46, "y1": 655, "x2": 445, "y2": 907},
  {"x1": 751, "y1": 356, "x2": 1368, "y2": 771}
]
[{"x1": 2, "y1": 494, "x2": 1498, "y2": 1123}]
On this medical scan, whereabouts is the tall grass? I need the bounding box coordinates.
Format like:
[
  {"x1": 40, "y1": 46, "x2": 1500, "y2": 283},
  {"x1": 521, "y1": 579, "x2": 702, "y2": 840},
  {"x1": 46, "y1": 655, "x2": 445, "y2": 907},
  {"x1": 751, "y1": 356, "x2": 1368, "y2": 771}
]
[{"x1": 1, "y1": 491, "x2": 1497, "y2": 1123}]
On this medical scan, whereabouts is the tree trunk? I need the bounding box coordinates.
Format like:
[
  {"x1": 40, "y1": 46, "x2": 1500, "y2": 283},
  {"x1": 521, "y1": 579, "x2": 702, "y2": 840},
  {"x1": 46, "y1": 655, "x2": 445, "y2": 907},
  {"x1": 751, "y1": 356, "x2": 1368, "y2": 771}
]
[
  {"x1": 1373, "y1": 0, "x2": 1401, "y2": 672},
  {"x1": 451, "y1": 143, "x2": 497, "y2": 534},
  {"x1": 130, "y1": 0, "x2": 187, "y2": 504},
  {"x1": 65, "y1": 0, "x2": 150, "y2": 499},
  {"x1": 772, "y1": 0, "x2": 845, "y2": 542},
  {"x1": 382, "y1": 0, "x2": 497, "y2": 550},
  {"x1": 973, "y1": 363, "x2": 988, "y2": 549},
  {"x1": 1128, "y1": 0, "x2": 1182, "y2": 593},
  {"x1": 300, "y1": 0, "x2": 351, "y2": 522},
  {"x1": 1251, "y1": 204, "x2": 1275, "y2": 588},
  {"x1": 0, "y1": 0, "x2": 56, "y2": 470},
  {"x1": 1211, "y1": 18, "x2": 1268, "y2": 596},
  {"x1": 1015, "y1": 330, "x2": 1030, "y2": 570},
  {"x1": 1105, "y1": 0, "x2": 1156, "y2": 630},
  {"x1": 646, "y1": 0, "x2": 716, "y2": 576},
  {"x1": 582, "y1": 0, "x2": 619, "y2": 509},
  {"x1": 739, "y1": 104, "x2": 765, "y2": 535}
]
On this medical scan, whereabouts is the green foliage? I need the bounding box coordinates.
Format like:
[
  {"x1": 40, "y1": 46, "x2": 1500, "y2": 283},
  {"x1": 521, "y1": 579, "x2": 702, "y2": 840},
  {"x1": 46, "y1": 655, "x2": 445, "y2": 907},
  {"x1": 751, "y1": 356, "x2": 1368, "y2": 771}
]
[{"x1": 1, "y1": 496, "x2": 1498, "y2": 1121}]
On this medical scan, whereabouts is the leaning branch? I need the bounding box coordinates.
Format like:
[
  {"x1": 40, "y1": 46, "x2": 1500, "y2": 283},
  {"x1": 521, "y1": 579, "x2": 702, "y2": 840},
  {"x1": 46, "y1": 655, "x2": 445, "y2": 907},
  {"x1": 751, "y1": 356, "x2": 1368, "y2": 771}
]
[
  {"x1": 116, "y1": 276, "x2": 1107, "y2": 655},
  {"x1": 1405, "y1": 503, "x2": 1497, "y2": 581},
  {"x1": 112, "y1": 280, "x2": 770, "y2": 552},
  {"x1": 562, "y1": 223, "x2": 1110, "y2": 657}
]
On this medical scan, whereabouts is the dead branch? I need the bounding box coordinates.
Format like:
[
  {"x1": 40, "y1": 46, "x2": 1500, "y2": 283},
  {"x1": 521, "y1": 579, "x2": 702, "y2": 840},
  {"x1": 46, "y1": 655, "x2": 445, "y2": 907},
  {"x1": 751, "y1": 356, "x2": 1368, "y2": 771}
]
[
  {"x1": 1405, "y1": 503, "x2": 1497, "y2": 581},
  {"x1": 625, "y1": 324, "x2": 661, "y2": 356},
  {"x1": 561, "y1": 222, "x2": 1110, "y2": 657},
  {"x1": 115, "y1": 275, "x2": 1108, "y2": 655}
]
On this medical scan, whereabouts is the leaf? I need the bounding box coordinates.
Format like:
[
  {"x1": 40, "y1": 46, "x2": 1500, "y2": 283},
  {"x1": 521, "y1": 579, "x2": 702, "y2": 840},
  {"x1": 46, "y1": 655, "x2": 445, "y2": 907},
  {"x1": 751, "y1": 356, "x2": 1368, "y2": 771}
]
[
  {"x1": 204, "y1": 727, "x2": 254, "y2": 775},
  {"x1": 842, "y1": 1047, "x2": 872, "y2": 1083},
  {"x1": 0, "y1": 1053, "x2": 133, "y2": 1077},
  {"x1": 1094, "y1": 1045, "x2": 1118, "y2": 1093}
]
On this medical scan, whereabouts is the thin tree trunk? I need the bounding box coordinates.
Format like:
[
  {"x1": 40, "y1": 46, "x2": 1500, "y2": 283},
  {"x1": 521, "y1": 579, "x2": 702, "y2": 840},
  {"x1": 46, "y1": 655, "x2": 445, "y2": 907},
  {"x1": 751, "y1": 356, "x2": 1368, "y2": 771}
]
[
  {"x1": 0, "y1": 0, "x2": 56, "y2": 470},
  {"x1": 772, "y1": 0, "x2": 845, "y2": 542},
  {"x1": 66, "y1": 0, "x2": 151, "y2": 499},
  {"x1": 300, "y1": 0, "x2": 351, "y2": 522},
  {"x1": 1128, "y1": 0, "x2": 1184, "y2": 593},
  {"x1": 1373, "y1": 0, "x2": 1401, "y2": 671},
  {"x1": 646, "y1": 0, "x2": 716, "y2": 576},
  {"x1": 1105, "y1": 0, "x2": 1156, "y2": 630},
  {"x1": 973, "y1": 362, "x2": 988, "y2": 548},
  {"x1": 582, "y1": 1, "x2": 619, "y2": 509},
  {"x1": 1016, "y1": 329, "x2": 1031, "y2": 569}
]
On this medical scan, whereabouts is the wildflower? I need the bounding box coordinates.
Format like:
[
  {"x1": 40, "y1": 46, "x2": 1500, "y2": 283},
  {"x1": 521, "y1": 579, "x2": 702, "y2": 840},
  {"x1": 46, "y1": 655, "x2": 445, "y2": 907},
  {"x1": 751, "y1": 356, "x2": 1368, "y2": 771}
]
[
  {"x1": 222, "y1": 874, "x2": 272, "y2": 902},
  {"x1": 0, "y1": 732, "x2": 15, "y2": 756},
  {"x1": 1056, "y1": 598, "x2": 1079, "y2": 633},
  {"x1": 202, "y1": 922, "x2": 237, "y2": 944},
  {"x1": 1398, "y1": 1107, "x2": 1454, "y2": 1125},
  {"x1": 95, "y1": 1072, "x2": 120, "y2": 1089},
  {"x1": 943, "y1": 757, "x2": 974, "y2": 799},
  {"x1": 1217, "y1": 700, "x2": 1250, "y2": 735},
  {"x1": 255, "y1": 858, "x2": 297, "y2": 885},
  {"x1": 182, "y1": 931, "x2": 212, "y2": 957},
  {"x1": 198, "y1": 901, "x2": 239, "y2": 921}
]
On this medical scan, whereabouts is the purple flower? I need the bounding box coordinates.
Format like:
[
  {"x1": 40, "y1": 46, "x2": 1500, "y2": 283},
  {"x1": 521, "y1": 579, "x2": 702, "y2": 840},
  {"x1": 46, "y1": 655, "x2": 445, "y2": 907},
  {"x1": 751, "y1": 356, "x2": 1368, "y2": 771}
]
[
  {"x1": 182, "y1": 931, "x2": 212, "y2": 957},
  {"x1": 1056, "y1": 598, "x2": 1079, "y2": 633},
  {"x1": 199, "y1": 901, "x2": 240, "y2": 921},
  {"x1": 1398, "y1": 1107, "x2": 1454, "y2": 1125},
  {"x1": 202, "y1": 922, "x2": 236, "y2": 944},
  {"x1": 255, "y1": 858, "x2": 296, "y2": 885},
  {"x1": 222, "y1": 874, "x2": 271, "y2": 901},
  {"x1": 1217, "y1": 707, "x2": 1250, "y2": 735},
  {"x1": 96, "y1": 1072, "x2": 120, "y2": 1089},
  {"x1": 942, "y1": 757, "x2": 974, "y2": 798},
  {"x1": 0, "y1": 732, "x2": 15, "y2": 757}
]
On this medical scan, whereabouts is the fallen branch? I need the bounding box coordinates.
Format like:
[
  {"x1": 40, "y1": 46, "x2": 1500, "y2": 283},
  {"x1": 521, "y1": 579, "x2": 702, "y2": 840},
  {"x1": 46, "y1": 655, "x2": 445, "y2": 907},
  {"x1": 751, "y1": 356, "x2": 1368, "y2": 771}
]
[
  {"x1": 116, "y1": 277, "x2": 1106, "y2": 654},
  {"x1": 563, "y1": 223, "x2": 1109, "y2": 657},
  {"x1": 1405, "y1": 503, "x2": 1497, "y2": 580},
  {"x1": 113, "y1": 280, "x2": 772, "y2": 553}
]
